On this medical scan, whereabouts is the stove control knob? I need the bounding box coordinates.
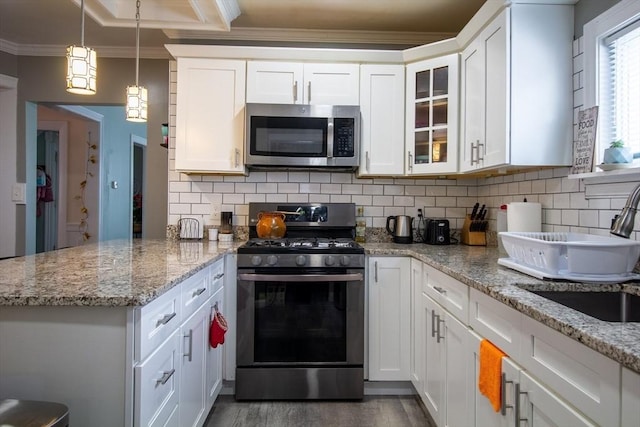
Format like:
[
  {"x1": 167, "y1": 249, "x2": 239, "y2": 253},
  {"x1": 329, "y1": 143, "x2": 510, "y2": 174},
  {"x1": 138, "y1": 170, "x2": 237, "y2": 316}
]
[
  {"x1": 340, "y1": 256, "x2": 351, "y2": 266},
  {"x1": 324, "y1": 256, "x2": 335, "y2": 266},
  {"x1": 267, "y1": 255, "x2": 278, "y2": 266},
  {"x1": 251, "y1": 256, "x2": 262, "y2": 266},
  {"x1": 295, "y1": 255, "x2": 307, "y2": 266}
]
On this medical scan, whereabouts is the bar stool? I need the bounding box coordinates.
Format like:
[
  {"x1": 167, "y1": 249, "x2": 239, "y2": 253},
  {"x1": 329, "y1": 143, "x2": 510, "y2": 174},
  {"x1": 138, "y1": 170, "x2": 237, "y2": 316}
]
[{"x1": 0, "y1": 399, "x2": 69, "y2": 426}]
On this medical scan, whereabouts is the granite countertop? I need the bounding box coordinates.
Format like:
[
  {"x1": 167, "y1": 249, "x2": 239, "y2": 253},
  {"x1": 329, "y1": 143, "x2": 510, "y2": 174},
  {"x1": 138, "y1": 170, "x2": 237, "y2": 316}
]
[
  {"x1": 363, "y1": 242, "x2": 640, "y2": 373},
  {"x1": 0, "y1": 239, "x2": 241, "y2": 307},
  {"x1": 2, "y1": 239, "x2": 639, "y2": 373}
]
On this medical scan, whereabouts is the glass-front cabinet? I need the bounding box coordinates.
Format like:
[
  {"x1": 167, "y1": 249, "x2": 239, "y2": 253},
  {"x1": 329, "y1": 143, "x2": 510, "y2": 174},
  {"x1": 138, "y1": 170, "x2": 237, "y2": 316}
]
[{"x1": 405, "y1": 54, "x2": 459, "y2": 175}]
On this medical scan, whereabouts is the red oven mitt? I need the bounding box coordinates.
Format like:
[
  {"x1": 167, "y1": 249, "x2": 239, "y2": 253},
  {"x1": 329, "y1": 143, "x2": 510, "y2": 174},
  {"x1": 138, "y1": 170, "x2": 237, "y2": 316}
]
[{"x1": 209, "y1": 310, "x2": 228, "y2": 348}]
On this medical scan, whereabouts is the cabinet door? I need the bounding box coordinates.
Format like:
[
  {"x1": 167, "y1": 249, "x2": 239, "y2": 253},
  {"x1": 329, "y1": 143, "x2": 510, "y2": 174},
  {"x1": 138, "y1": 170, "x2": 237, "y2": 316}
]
[
  {"x1": 175, "y1": 58, "x2": 245, "y2": 173},
  {"x1": 358, "y1": 64, "x2": 405, "y2": 176},
  {"x1": 622, "y1": 367, "x2": 640, "y2": 427},
  {"x1": 482, "y1": 11, "x2": 508, "y2": 169},
  {"x1": 179, "y1": 300, "x2": 210, "y2": 427},
  {"x1": 459, "y1": 38, "x2": 483, "y2": 172},
  {"x1": 410, "y1": 258, "x2": 423, "y2": 389},
  {"x1": 246, "y1": 61, "x2": 303, "y2": 104},
  {"x1": 368, "y1": 257, "x2": 411, "y2": 381},
  {"x1": 519, "y1": 370, "x2": 597, "y2": 427},
  {"x1": 406, "y1": 54, "x2": 459, "y2": 175},
  {"x1": 468, "y1": 330, "x2": 516, "y2": 427},
  {"x1": 206, "y1": 286, "x2": 225, "y2": 409},
  {"x1": 303, "y1": 63, "x2": 360, "y2": 105},
  {"x1": 443, "y1": 311, "x2": 468, "y2": 427},
  {"x1": 421, "y1": 293, "x2": 445, "y2": 425}
]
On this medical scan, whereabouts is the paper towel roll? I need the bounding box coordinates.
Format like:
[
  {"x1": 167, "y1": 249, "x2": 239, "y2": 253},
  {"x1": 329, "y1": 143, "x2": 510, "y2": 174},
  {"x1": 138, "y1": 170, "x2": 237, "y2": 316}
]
[{"x1": 507, "y1": 202, "x2": 541, "y2": 232}]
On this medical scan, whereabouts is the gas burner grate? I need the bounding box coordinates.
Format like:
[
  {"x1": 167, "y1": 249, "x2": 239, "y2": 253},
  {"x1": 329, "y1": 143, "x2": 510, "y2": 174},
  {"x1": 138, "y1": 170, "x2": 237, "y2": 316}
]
[{"x1": 244, "y1": 237, "x2": 360, "y2": 249}]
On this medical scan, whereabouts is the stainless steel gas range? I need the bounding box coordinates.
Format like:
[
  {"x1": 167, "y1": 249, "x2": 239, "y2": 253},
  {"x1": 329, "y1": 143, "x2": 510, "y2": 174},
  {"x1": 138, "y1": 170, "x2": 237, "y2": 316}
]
[{"x1": 235, "y1": 203, "x2": 365, "y2": 400}]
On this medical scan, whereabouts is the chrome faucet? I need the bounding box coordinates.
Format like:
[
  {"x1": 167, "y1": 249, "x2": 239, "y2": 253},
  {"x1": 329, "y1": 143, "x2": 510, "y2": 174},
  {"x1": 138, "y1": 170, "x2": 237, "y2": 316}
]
[{"x1": 611, "y1": 182, "x2": 640, "y2": 238}]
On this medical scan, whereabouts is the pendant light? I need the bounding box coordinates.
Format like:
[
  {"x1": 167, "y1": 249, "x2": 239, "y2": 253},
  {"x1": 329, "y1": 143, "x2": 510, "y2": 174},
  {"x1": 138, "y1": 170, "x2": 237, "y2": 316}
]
[
  {"x1": 66, "y1": 0, "x2": 97, "y2": 95},
  {"x1": 126, "y1": 0, "x2": 148, "y2": 122}
]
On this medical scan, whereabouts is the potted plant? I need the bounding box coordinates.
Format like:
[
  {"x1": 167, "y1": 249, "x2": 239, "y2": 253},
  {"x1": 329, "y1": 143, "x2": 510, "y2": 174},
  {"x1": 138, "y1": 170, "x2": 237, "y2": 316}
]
[{"x1": 603, "y1": 139, "x2": 632, "y2": 164}]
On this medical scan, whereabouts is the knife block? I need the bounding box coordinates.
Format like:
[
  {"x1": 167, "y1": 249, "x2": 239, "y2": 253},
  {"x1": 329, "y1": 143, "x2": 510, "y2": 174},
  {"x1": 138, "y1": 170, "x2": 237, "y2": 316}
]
[{"x1": 461, "y1": 215, "x2": 486, "y2": 246}]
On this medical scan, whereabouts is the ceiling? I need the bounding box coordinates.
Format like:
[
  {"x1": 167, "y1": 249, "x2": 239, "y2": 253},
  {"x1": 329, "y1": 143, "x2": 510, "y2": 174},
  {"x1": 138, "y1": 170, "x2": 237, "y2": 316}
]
[{"x1": 0, "y1": 0, "x2": 487, "y2": 58}]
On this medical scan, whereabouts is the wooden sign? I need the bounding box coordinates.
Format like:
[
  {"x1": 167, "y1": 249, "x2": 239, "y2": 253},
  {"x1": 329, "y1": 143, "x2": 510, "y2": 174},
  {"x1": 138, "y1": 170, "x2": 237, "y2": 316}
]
[{"x1": 571, "y1": 106, "x2": 598, "y2": 174}]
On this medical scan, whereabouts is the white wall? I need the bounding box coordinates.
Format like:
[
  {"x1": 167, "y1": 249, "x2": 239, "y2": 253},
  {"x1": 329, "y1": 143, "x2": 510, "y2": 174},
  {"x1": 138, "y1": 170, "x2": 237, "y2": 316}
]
[{"x1": 0, "y1": 75, "x2": 18, "y2": 258}]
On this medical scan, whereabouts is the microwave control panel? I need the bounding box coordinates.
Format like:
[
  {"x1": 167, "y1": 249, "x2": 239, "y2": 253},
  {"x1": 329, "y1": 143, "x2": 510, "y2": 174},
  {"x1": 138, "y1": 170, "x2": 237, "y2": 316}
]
[{"x1": 333, "y1": 118, "x2": 355, "y2": 157}]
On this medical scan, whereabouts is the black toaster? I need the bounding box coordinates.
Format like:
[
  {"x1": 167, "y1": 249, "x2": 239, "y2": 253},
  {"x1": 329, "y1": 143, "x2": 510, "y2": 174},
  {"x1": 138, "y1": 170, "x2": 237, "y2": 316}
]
[{"x1": 425, "y1": 218, "x2": 451, "y2": 245}]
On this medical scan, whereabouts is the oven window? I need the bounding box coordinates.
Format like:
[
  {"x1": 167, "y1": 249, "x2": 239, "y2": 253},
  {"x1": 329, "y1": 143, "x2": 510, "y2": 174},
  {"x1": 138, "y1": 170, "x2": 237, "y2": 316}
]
[
  {"x1": 254, "y1": 281, "x2": 347, "y2": 363},
  {"x1": 250, "y1": 116, "x2": 327, "y2": 157}
]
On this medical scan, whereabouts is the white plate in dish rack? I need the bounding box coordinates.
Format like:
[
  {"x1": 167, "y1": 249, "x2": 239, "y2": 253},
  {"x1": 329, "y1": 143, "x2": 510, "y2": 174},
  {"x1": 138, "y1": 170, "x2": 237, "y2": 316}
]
[{"x1": 498, "y1": 257, "x2": 640, "y2": 283}]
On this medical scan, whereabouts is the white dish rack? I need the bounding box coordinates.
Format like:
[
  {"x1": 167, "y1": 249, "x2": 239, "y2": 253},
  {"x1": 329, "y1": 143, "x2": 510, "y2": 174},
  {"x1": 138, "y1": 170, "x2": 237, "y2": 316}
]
[{"x1": 498, "y1": 232, "x2": 640, "y2": 280}]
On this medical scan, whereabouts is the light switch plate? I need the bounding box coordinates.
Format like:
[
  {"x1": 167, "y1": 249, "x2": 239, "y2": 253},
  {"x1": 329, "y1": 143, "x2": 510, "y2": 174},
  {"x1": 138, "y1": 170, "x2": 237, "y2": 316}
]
[{"x1": 12, "y1": 183, "x2": 26, "y2": 204}]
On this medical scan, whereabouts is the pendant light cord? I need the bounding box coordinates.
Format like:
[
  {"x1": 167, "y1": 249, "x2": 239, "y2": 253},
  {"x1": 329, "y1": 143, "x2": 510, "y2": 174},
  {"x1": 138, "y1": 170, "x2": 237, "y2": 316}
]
[
  {"x1": 80, "y1": 0, "x2": 85, "y2": 46},
  {"x1": 135, "y1": 0, "x2": 141, "y2": 86}
]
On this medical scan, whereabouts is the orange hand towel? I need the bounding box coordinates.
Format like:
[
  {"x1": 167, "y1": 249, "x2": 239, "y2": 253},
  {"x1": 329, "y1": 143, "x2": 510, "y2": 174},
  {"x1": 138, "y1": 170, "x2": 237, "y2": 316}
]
[{"x1": 479, "y1": 339, "x2": 507, "y2": 412}]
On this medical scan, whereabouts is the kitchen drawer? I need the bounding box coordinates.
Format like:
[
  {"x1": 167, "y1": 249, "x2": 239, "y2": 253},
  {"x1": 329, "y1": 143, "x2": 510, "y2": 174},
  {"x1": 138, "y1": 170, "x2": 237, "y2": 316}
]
[
  {"x1": 469, "y1": 288, "x2": 521, "y2": 359},
  {"x1": 135, "y1": 330, "x2": 181, "y2": 427},
  {"x1": 136, "y1": 284, "x2": 182, "y2": 362},
  {"x1": 181, "y1": 267, "x2": 211, "y2": 321},
  {"x1": 423, "y1": 264, "x2": 468, "y2": 324},
  {"x1": 210, "y1": 258, "x2": 224, "y2": 295},
  {"x1": 520, "y1": 315, "x2": 620, "y2": 427}
]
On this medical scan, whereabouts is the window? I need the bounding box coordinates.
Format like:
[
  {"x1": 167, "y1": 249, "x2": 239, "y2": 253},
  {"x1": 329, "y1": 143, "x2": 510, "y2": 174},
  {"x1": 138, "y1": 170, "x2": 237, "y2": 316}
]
[{"x1": 584, "y1": 0, "x2": 640, "y2": 163}]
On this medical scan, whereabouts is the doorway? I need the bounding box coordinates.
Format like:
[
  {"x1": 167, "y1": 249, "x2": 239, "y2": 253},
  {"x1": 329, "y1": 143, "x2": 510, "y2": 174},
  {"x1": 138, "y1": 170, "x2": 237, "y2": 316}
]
[{"x1": 131, "y1": 134, "x2": 146, "y2": 238}]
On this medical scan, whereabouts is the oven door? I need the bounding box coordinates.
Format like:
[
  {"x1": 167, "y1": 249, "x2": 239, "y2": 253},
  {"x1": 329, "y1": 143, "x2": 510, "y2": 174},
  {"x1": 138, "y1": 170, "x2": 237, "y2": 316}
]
[{"x1": 236, "y1": 269, "x2": 364, "y2": 367}]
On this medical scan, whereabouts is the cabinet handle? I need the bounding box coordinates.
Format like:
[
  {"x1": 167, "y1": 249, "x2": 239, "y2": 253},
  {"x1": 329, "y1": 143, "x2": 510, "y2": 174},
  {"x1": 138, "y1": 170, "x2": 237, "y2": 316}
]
[
  {"x1": 501, "y1": 372, "x2": 514, "y2": 416},
  {"x1": 184, "y1": 329, "x2": 193, "y2": 362},
  {"x1": 366, "y1": 151, "x2": 370, "y2": 172},
  {"x1": 293, "y1": 81, "x2": 298, "y2": 102},
  {"x1": 408, "y1": 151, "x2": 413, "y2": 172},
  {"x1": 436, "y1": 316, "x2": 445, "y2": 343},
  {"x1": 234, "y1": 148, "x2": 240, "y2": 168},
  {"x1": 431, "y1": 310, "x2": 438, "y2": 338},
  {"x1": 374, "y1": 261, "x2": 378, "y2": 282},
  {"x1": 156, "y1": 368, "x2": 175, "y2": 386},
  {"x1": 470, "y1": 141, "x2": 477, "y2": 165},
  {"x1": 433, "y1": 286, "x2": 446, "y2": 295},
  {"x1": 514, "y1": 382, "x2": 528, "y2": 425},
  {"x1": 477, "y1": 142, "x2": 484, "y2": 162},
  {"x1": 307, "y1": 81, "x2": 311, "y2": 103},
  {"x1": 156, "y1": 312, "x2": 176, "y2": 327},
  {"x1": 192, "y1": 287, "x2": 206, "y2": 297},
  {"x1": 214, "y1": 273, "x2": 224, "y2": 280}
]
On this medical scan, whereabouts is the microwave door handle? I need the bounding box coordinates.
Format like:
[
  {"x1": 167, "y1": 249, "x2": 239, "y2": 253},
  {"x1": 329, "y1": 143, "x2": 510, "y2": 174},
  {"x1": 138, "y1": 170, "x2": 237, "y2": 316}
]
[
  {"x1": 327, "y1": 119, "x2": 334, "y2": 159},
  {"x1": 293, "y1": 81, "x2": 298, "y2": 103}
]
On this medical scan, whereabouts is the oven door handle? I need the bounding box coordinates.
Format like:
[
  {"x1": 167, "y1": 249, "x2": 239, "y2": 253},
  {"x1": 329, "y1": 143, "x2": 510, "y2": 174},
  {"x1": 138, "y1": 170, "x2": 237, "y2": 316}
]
[{"x1": 238, "y1": 273, "x2": 363, "y2": 282}]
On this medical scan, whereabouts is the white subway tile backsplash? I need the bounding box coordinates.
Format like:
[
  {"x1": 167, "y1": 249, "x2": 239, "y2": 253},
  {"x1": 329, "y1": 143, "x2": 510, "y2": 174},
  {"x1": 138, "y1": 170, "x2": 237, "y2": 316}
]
[
  {"x1": 235, "y1": 183, "x2": 257, "y2": 193},
  {"x1": 579, "y1": 210, "x2": 599, "y2": 227},
  {"x1": 245, "y1": 193, "x2": 266, "y2": 203},
  {"x1": 288, "y1": 171, "x2": 310, "y2": 182},
  {"x1": 330, "y1": 194, "x2": 351, "y2": 203},
  {"x1": 278, "y1": 183, "x2": 300, "y2": 193},
  {"x1": 393, "y1": 196, "x2": 414, "y2": 207},
  {"x1": 191, "y1": 182, "x2": 213, "y2": 193},
  {"x1": 288, "y1": 193, "x2": 309, "y2": 203},
  {"x1": 300, "y1": 183, "x2": 321, "y2": 194},
  {"x1": 170, "y1": 204, "x2": 192, "y2": 215},
  {"x1": 170, "y1": 181, "x2": 191, "y2": 192},
  {"x1": 223, "y1": 193, "x2": 245, "y2": 205},
  {"x1": 257, "y1": 183, "x2": 278, "y2": 193},
  {"x1": 212, "y1": 182, "x2": 234, "y2": 193},
  {"x1": 267, "y1": 171, "x2": 289, "y2": 182},
  {"x1": 553, "y1": 193, "x2": 571, "y2": 209},
  {"x1": 331, "y1": 173, "x2": 352, "y2": 184},
  {"x1": 321, "y1": 183, "x2": 342, "y2": 194},
  {"x1": 310, "y1": 172, "x2": 332, "y2": 183},
  {"x1": 180, "y1": 193, "x2": 201, "y2": 204},
  {"x1": 372, "y1": 195, "x2": 394, "y2": 206},
  {"x1": 342, "y1": 184, "x2": 363, "y2": 194}
]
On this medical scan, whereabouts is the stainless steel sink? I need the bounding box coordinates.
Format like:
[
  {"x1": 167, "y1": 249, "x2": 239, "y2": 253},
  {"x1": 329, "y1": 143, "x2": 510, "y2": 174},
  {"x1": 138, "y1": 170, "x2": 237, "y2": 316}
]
[{"x1": 530, "y1": 291, "x2": 640, "y2": 322}]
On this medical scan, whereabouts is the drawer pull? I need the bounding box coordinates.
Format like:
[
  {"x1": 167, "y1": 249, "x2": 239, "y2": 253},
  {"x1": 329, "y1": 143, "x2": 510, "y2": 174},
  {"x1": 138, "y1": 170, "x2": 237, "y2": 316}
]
[
  {"x1": 156, "y1": 312, "x2": 176, "y2": 327},
  {"x1": 433, "y1": 286, "x2": 447, "y2": 295},
  {"x1": 184, "y1": 330, "x2": 193, "y2": 362},
  {"x1": 431, "y1": 310, "x2": 438, "y2": 338},
  {"x1": 192, "y1": 287, "x2": 207, "y2": 297},
  {"x1": 436, "y1": 316, "x2": 445, "y2": 343},
  {"x1": 156, "y1": 369, "x2": 175, "y2": 386},
  {"x1": 501, "y1": 372, "x2": 514, "y2": 416},
  {"x1": 213, "y1": 273, "x2": 224, "y2": 280},
  {"x1": 515, "y1": 382, "x2": 528, "y2": 425}
]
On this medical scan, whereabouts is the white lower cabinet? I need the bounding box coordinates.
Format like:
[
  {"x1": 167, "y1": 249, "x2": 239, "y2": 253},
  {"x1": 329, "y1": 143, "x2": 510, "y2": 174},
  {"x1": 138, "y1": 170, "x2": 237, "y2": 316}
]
[
  {"x1": 622, "y1": 367, "x2": 640, "y2": 427},
  {"x1": 206, "y1": 286, "x2": 225, "y2": 408},
  {"x1": 368, "y1": 256, "x2": 410, "y2": 380},
  {"x1": 410, "y1": 259, "x2": 424, "y2": 389},
  {"x1": 179, "y1": 300, "x2": 211, "y2": 427}
]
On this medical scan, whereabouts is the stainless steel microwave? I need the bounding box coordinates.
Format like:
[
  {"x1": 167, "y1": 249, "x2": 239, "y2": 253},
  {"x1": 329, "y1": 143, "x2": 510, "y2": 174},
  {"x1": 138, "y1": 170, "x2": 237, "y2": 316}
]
[{"x1": 245, "y1": 103, "x2": 360, "y2": 169}]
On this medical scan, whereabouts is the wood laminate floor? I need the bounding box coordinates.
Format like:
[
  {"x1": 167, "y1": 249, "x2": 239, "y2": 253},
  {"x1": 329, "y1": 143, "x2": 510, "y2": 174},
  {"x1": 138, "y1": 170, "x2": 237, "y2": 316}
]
[{"x1": 204, "y1": 395, "x2": 436, "y2": 427}]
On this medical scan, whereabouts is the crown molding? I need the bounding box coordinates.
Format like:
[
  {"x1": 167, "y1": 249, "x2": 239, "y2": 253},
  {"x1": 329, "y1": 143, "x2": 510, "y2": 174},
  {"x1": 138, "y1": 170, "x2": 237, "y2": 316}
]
[
  {"x1": 163, "y1": 26, "x2": 455, "y2": 46},
  {"x1": 0, "y1": 40, "x2": 170, "y2": 59}
]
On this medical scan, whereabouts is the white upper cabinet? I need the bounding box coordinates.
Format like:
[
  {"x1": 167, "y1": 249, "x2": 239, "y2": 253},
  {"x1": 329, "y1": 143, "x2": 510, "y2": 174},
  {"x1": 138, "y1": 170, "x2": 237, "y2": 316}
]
[
  {"x1": 246, "y1": 61, "x2": 360, "y2": 105},
  {"x1": 175, "y1": 58, "x2": 246, "y2": 174},
  {"x1": 405, "y1": 54, "x2": 459, "y2": 175},
  {"x1": 358, "y1": 64, "x2": 405, "y2": 176},
  {"x1": 459, "y1": 4, "x2": 573, "y2": 173}
]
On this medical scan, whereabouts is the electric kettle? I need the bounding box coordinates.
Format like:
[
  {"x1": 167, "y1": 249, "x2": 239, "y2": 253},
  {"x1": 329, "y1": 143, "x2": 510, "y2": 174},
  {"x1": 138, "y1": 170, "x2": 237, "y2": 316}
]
[{"x1": 386, "y1": 215, "x2": 414, "y2": 244}]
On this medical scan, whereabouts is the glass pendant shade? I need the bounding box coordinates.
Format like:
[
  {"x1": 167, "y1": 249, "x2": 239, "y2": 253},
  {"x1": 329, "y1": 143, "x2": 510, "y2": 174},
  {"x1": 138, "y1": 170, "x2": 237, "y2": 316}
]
[
  {"x1": 66, "y1": 45, "x2": 97, "y2": 95},
  {"x1": 126, "y1": 85, "x2": 148, "y2": 122}
]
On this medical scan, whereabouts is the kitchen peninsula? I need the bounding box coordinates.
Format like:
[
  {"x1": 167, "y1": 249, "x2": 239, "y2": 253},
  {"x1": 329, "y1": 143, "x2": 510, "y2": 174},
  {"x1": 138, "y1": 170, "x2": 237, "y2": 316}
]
[{"x1": 1, "y1": 239, "x2": 640, "y2": 426}]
